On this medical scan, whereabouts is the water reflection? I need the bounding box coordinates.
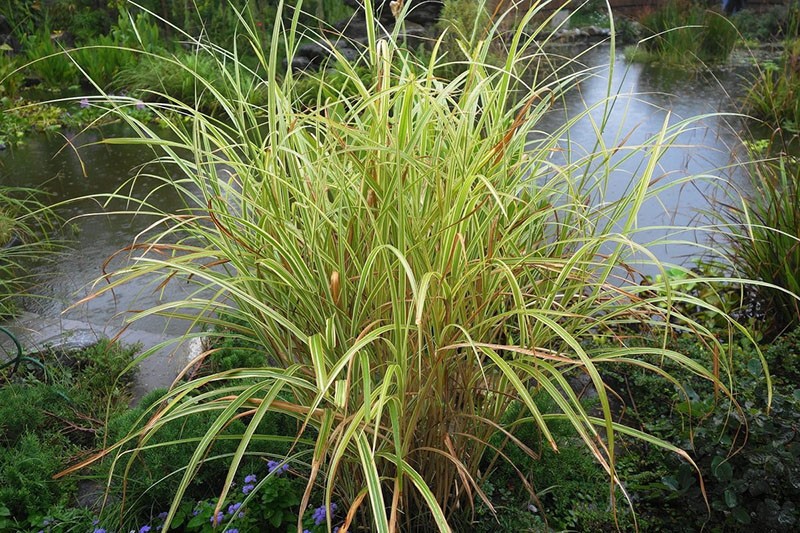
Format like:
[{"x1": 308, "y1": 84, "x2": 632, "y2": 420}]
[
  {"x1": 0, "y1": 124, "x2": 194, "y2": 336},
  {"x1": 536, "y1": 45, "x2": 752, "y2": 273}
]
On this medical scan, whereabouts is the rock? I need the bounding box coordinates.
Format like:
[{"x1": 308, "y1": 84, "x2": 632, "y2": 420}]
[
  {"x1": 0, "y1": 15, "x2": 20, "y2": 54},
  {"x1": 344, "y1": 0, "x2": 444, "y2": 25},
  {"x1": 292, "y1": 12, "x2": 437, "y2": 71}
]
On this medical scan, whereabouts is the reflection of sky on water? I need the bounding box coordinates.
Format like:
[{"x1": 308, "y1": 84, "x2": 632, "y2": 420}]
[
  {"x1": 0, "y1": 124, "x2": 197, "y2": 336},
  {"x1": 533, "y1": 45, "x2": 753, "y2": 274}
]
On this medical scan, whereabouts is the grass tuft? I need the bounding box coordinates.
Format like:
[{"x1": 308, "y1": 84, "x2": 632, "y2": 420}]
[{"x1": 71, "y1": 1, "x2": 767, "y2": 530}]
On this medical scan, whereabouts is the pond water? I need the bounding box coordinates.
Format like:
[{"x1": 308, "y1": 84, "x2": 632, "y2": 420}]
[
  {"x1": 0, "y1": 43, "x2": 754, "y2": 335},
  {"x1": 536, "y1": 44, "x2": 752, "y2": 273},
  {"x1": 0, "y1": 124, "x2": 196, "y2": 337}
]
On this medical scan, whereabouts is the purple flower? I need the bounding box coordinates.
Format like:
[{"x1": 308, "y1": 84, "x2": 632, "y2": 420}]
[
  {"x1": 267, "y1": 460, "x2": 290, "y2": 475},
  {"x1": 241, "y1": 483, "x2": 255, "y2": 495},
  {"x1": 157, "y1": 511, "x2": 168, "y2": 520},
  {"x1": 210, "y1": 511, "x2": 224, "y2": 525},
  {"x1": 139, "y1": 526, "x2": 151, "y2": 533},
  {"x1": 94, "y1": 529, "x2": 106, "y2": 533},
  {"x1": 79, "y1": 97, "x2": 89, "y2": 108},
  {"x1": 312, "y1": 502, "x2": 338, "y2": 526},
  {"x1": 243, "y1": 473, "x2": 257, "y2": 484},
  {"x1": 223, "y1": 530, "x2": 238, "y2": 533},
  {"x1": 227, "y1": 502, "x2": 242, "y2": 515},
  {"x1": 135, "y1": 100, "x2": 145, "y2": 110}
]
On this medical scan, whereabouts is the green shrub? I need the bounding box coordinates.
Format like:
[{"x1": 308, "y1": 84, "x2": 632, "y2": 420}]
[
  {"x1": 731, "y1": 4, "x2": 800, "y2": 42},
  {"x1": 62, "y1": 338, "x2": 139, "y2": 404},
  {"x1": 0, "y1": 383, "x2": 64, "y2": 445},
  {"x1": 101, "y1": 386, "x2": 300, "y2": 516},
  {"x1": 0, "y1": 432, "x2": 75, "y2": 522}
]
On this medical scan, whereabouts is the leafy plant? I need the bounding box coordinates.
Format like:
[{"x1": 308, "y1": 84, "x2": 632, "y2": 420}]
[
  {"x1": 0, "y1": 52, "x2": 23, "y2": 99},
  {"x1": 72, "y1": 2, "x2": 760, "y2": 531},
  {"x1": 72, "y1": 33, "x2": 138, "y2": 90},
  {"x1": 609, "y1": 334, "x2": 800, "y2": 531},
  {"x1": 22, "y1": 28, "x2": 79, "y2": 88}
]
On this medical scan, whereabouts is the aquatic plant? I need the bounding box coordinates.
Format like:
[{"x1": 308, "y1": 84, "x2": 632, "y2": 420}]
[
  {"x1": 743, "y1": 39, "x2": 800, "y2": 134},
  {"x1": 68, "y1": 1, "x2": 765, "y2": 530},
  {"x1": 627, "y1": 0, "x2": 738, "y2": 66}
]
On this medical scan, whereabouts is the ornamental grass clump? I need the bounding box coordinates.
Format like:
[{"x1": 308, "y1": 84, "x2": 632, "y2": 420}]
[
  {"x1": 709, "y1": 148, "x2": 800, "y2": 338},
  {"x1": 70, "y1": 1, "x2": 764, "y2": 531}
]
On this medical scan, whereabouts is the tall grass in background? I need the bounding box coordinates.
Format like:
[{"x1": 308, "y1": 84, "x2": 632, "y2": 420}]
[
  {"x1": 744, "y1": 39, "x2": 800, "y2": 134},
  {"x1": 709, "y1": 150, "x2": 800, "y2": 338},
  {"x1": 72, "y1": 1, "x2": 766, "y2": 530},
  {"x1": 627, "y1": 0, "x2": 737, "y2": 66}
]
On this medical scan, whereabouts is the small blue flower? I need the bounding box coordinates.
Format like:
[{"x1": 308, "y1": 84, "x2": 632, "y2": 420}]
[
  {"x1": 242, "y1": 483, "x2": 255, "y2": 495},
  {"x1": 223, "y1": 530, "x2": 238, "y2": 533},
  {"x1": 94, "y1": 529, "x2": 106, "y2": 533},
  {"x1": 267, "y1": 460, "x2": 290, "y2": 475},
  {"x1": 243, "y1": 473, "x2": 257, "y2": 483},
  {"x1": 210, "y1": 511, "x2": 224, "y2": 525},
  {"x1": 135, "y1": 100, "x2": 146, "y2": 110},
  {"x1": 79, "y1": 97, "x2": 89, "y2": 109},
  {"x1": 139, "y1": 526, "x2": 152, "y2": 533},
  {"x1": 312, "y1": 502, "x2": 339, "y2": 526}
]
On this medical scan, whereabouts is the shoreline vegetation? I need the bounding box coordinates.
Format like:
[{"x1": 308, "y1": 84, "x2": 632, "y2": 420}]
[{"x1": 1, "y1": 0, "x2": 800, "y2": 531}]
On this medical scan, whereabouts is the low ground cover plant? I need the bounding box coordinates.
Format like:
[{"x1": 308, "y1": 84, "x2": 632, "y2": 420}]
[{"x1": 0, "y1": 339, "x2": 138, "y2": 531}]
